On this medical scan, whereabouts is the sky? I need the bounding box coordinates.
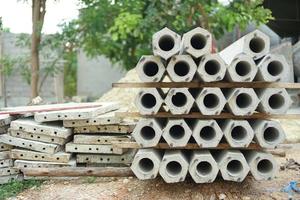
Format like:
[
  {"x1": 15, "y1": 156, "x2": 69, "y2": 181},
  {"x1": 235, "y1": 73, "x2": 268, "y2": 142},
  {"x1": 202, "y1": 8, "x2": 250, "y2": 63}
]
[{"x1": 0, "y1": 0, "x2": 80, "y2": 34}]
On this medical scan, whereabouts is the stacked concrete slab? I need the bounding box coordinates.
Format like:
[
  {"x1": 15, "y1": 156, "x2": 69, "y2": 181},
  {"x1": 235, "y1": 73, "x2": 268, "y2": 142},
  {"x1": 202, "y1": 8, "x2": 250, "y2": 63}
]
[{"x1": 131, "y1": 27, "x2": 291, "y2": 183}]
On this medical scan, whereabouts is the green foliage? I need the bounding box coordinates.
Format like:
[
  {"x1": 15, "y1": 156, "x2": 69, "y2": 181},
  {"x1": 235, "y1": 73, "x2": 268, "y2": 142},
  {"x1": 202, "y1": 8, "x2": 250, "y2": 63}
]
[
  {"x1": 0, "y1": 180, "x2": 43, "y2": 200},
  {"x1": 84, "y1": 176, "x2": 97, "y2": 183},
  {"x1": 73, "y1": 0, "x2": 273, "y2": 70}
]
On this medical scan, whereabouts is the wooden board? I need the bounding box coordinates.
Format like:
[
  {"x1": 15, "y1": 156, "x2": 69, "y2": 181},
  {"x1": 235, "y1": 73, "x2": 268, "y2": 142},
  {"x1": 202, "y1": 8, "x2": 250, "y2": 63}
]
[
  {"x1": 11, "y1": 149, "x2": 72, "y2": 163},
  {"x1": 0, "y1": 134, "x2": 61, "y2": 154},
  {"x1": 0, "y1": 159, "x2": 13, "y2": 168},
  {"x1": 34, "y1": 102, "x2": 120, "y2": 122},
  {"x1": 76, "y1": 150, "x2": 136, "y2": 164},
  {"x1": 115, "y1": 112, "x2": 300, "y2": 119},
  {"x1": 0, "y1": 167, "x2": 20, "y2": 176},
  {"x1": 74, "y1": 123, "x2": 135, "y2": 134},
  {"x1": 9, "y1": 129, "x2": 70, "y2": 145},
  {"x1": 0, "y1": 143, "x2": 12, "y2": 151},
  {"x1": 10, "y1": 118, "x2": 72, "y2": 139},
  {"x1": 112, "y1": 141, "x2": 262, "y2": 150},
  {"x1": 65, "y1": 142, "x2": 126, "y2": 155},
  {"x1": 63, "y1": 111, "x2": 122, "y2": 127},
  {"x1": 0, "y1": 151, "x2": 10, "y2": 160},
  {"x1": 73, "y1": 135, "x2": 131, "y2": 145},
  {"x1": 14, "y1": 159, "x2": 76, "y2": 169},
  {"x1": 21, "y1": 167, "x2": 134, "y2": 177},
  {"x1": 112, "y1": 82, "x2": 300, "y2": 89},
  {"x1": 0, "y1": 175, "x2": 23, "y2": 184}
]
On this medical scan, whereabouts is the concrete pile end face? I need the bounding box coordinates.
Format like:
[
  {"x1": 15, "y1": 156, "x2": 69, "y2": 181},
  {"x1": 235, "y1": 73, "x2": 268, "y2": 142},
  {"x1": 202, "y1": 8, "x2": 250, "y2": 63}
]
[
  {"x1": 159, "y1": 150, "x2": 189, "y2": 183},
  {"x1": 135, "y1": 88, "x2": 164, "y2": 115},
  {"x1": 131, "y1": 149, "x2": 162, "y2": 180},
  {"x1": 152, "y1": 27, "x2": 181, "y2": 60},
  {"x1": 192, "y1": 120, "x2": 223, "y2": 148},
  {"x1": 136, "y1": 55, "x2": 166, "y2": 82},
  {"x1": 165, "y1": 88, "x2": 194, "y2": 115}
]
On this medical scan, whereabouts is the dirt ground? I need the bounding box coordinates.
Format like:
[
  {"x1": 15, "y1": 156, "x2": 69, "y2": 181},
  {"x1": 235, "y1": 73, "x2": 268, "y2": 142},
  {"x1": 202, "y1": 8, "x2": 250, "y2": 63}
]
[{"x1": 9, "y1": 147, "x2": 300, "y2": 200}]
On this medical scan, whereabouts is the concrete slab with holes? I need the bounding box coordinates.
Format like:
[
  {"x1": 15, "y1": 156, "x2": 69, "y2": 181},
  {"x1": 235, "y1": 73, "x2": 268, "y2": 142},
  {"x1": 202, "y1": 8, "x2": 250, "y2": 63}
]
[{"x1": 65, "y1": 142, "x2": 126, "y2": 155}]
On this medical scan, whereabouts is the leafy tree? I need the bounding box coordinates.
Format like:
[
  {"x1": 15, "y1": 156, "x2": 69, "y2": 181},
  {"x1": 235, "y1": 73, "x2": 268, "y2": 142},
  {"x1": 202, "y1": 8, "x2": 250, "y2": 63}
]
[{"x1": 73, "y1": 0, "x2": 273, "y2": 70}]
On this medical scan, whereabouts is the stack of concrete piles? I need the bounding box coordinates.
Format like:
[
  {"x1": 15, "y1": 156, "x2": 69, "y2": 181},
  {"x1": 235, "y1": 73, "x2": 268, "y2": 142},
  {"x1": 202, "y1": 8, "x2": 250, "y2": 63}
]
[
  {"x1": 63, "y1": 108, "x2": 136, "y2": 167},
  {"x1": 130, "y1": 27, "x2": 292, "y2": 183}
]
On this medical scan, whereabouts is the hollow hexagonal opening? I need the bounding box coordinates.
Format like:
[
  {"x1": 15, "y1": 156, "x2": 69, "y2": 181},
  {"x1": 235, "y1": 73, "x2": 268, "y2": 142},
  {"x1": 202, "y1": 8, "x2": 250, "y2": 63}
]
[
  {"x1": 196, "y1": 161, "x2": 213, "y2": 176},
  {"x1": 267, "y1": 61, "x2": 283, "y2": 77},
  {"x1": 171, "y1": 92, "x2": 187, "y2": 107},
  {"x1": 236, "y1": 93, "x2": 252, "y2": 108},
  {"x1": 204, "y1": 60, "x2": 220, "y2": 75},
  {"x1": 140, "y1": 126, "x2": 156, "y2": 140},
  {"x1": 169, "y1": 125, "x2": 185, "y2": 140},
  {"x1": 141, "y1": 93, "x2": 157, "y2": 109},
  {"x1": 200, "y1": 126, "x2": 216, "y2": 141},
  {"x1": 158, "y1": 35, "x2": 175, "y2": 51},
  {"x1": 235, "y1": 61, "x2": 252, "y2": 77},
  {"x1": 227, "y1": 160, "x2": 244, "y2": 176},
  {"x1": 263, "y1": 127, "x2": 280, "y2": 143},
  {"x1": 268, "y1": 94, "x2": 285, "y2": 109},
  {"x1": 174, "y1": 61, "x2": 190, "y2": 77},
  {"x1": 190, "y1": 34, "x2": 207, "y2": 50},
  {"x1": 138, "y1": 158, "x2": 154, "y2": 173},
  {"x1": 231, "y1": 126, "x2": 248, "y2": 141},
  {"x1": 143, "y1": 61, "x2": 159, "y2": 77},
  {"x1": 203, "y1": 93, "x2": 220, "y2": 109},
  {"x1": 166, "y1": 161, "x2": 182, "y2": 176},
  {"x1": 257, "y1": 159, "x2": 274, "y2": 174},
  {"x1": 249, "y1": 37, "x2": 265, "y2": 53}
]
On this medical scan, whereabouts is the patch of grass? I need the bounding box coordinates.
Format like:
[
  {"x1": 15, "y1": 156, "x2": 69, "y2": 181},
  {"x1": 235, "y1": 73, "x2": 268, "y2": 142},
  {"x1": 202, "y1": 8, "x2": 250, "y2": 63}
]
[
  {"x1": 84, "y1": 176, "x2": 97, "y2": 184},
  {"x1": 0, "y1": 180, "x2": 43, "y2": 200}
]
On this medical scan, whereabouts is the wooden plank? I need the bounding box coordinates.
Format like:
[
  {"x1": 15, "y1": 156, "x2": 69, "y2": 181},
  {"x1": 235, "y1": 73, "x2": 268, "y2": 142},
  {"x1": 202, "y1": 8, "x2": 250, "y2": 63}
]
[
  {"x1": 0, "y1": 143, "x2": 12, "y2": 151},
  {"x1": 74, "y1": 123, "x2": 135, "y2": 134},
  {"x1": 76, "y1": 150, "x2": 136, "y2": 164},
  {"x1": 112, "y1": 141, "x2": 262, "y2": 150},
  {"x1": 0, "y1": 175, "x2": 23, "y2": 184},
  {"x1": 14, "y1": 159, "x2": 76, "y2": 169},
  {"x1": 115, "y1": 112, "x2": 300, "y2": 119},
  {"x1": 0, "y1": 151, "x2": 10, "y2": 160},
  {"x1": 0, "y1": 167, "x2": 20, "y2": 176},
  {"x1": 112, "y1": 82, "x2": 300, "y2": 89},
  {"x1": 63, "y1": 111, "x2": 122, "y2": 127},
  {"x1": 9, "y1": 129, "x2": 70, "y2": 145},
  {"x1": 10, "y1": 118, "x2": 72, "y2": 139},
  {"x1": 11, "y1": 149, "x2": 72, "y2": 163},
  {"x1": 34, "y1": 102, "x2": 120, "y2": 122},
  {"x1": 73, "y1": 135, "x2": 131, "y2": 145},
  {"x1": 0, "y1": 134, "x2": 61, "y2": 154},
  {"x1": 21, "y1": 167, "x2": 134, "y2": 177},
  {"x1": 0, "y1": 102, "x2": 108, "y2": 115},
  {"x1": 0, "y1": 159, "x2": 13, "y2": 168},
  {"x1": 65, "y1": 142, "x2": 126, "y2": 155}
]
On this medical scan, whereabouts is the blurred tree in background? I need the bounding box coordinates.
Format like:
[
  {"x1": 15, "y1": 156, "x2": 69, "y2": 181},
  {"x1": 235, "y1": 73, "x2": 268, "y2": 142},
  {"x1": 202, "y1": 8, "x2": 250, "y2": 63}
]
[{"x1": 70, "y1": 0, "x2": 273, "y2": 70}]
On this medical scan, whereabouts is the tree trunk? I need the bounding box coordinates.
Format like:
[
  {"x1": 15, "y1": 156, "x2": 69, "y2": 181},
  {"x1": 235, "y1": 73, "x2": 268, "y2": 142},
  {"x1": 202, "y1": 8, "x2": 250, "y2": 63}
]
[{"x1": 31, "y1": 0, "x2": 46, "y2": 98}]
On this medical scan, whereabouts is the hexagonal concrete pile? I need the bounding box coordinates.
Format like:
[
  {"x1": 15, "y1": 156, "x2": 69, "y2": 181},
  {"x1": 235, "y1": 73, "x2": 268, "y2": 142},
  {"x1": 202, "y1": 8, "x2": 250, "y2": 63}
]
[{"x1": 130, "y1": 26, "x2": 291, "y2": 183}]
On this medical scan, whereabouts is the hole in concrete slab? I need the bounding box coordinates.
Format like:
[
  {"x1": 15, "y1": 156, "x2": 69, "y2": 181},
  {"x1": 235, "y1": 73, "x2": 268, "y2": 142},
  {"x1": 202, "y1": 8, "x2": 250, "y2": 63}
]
[
  {"x1": 200, "y1": 126, "x2": 216, "y2": 141},
  {"x1": 169, "y1": 125, "x2": 185, "y2": 139},
  {"x1": 231, "y1": 126, "x2": 248, "y2": 141},
  {"x1": 203, "y1": 93, "x2": 220, "y2": 109},
  {"x1": 204, "y1": 60, "x2": 220, "y2": 75},
  {"x1": 190, "y1": 34, "x2": 206, "y2": 50},
  {"x1": 171, "y1": 92, "x2": 187, "y2": 107},
  {"x1": 267, "y1": 61, "x2": 283, "y2": 76},
  {"x1": 257, "y1": 159, "x2": 273, "y2": 174},
  {"x1": 143, "y1": 61, "x2": 159, "y2": 77},
  {"x1": 158, "y1": 35, "x2": 175, "y2": 51},
  {"x1": 174, "y1": 61, "x2": 190, "y2": 77},
  {"x1": 138, "y1": 158, "x2": 154, "y2": 172},
  {"x1": 196, "y1": 161, "x2": 213, "y2": 176},
  {"x1": 166, "y1": 161, "x2": 182, "y2": 176},
  {"x1": 249, "y1": 37, "x2": 265, "y2": 53},
  {"x1": 263, "y1": 127, "x2": 280, "y2": 143},
  {"x1": 235, "y1": 61, "x2": 251, "y2": 76},
  {"x1": 268, "y1": 94, "x2": 285, "y2": 109},
  {"x1": 140, "y1": 126, "x2": 156, "y2": 140},
  {"x1": 227, "y1": 160, "x2": 243, "y2": 176},
  {"x1": 236, "y1": 93, "x2": 252, "y2": 108},
  {"x1": 141, "y1": 93, "x2": 157, "y2": 109}
]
